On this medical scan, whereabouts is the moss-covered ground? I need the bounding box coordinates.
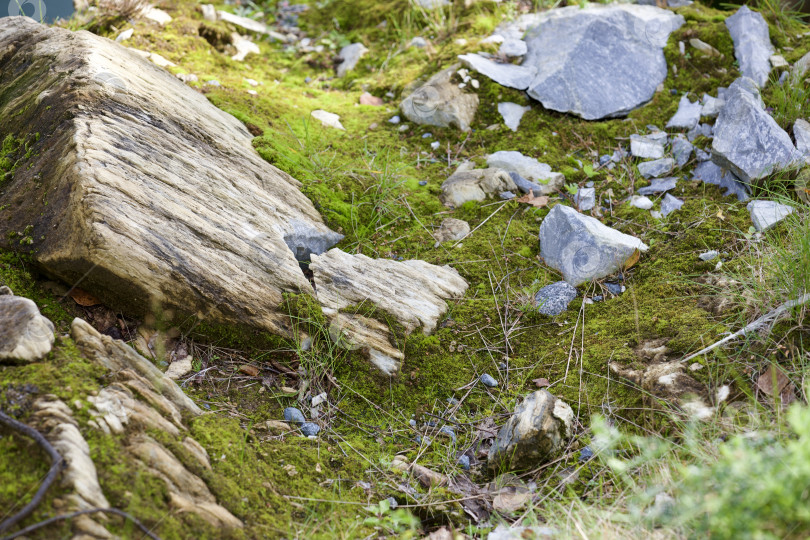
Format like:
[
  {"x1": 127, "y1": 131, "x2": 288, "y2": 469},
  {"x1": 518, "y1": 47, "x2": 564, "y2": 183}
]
[{"x1": 1, "y1": 0, "x2": 809, "y2": 537}]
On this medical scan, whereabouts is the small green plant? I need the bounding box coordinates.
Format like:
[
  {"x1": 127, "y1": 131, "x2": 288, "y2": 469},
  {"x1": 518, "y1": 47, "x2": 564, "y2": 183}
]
[{"x1": 363, "y1": 499, "x2": 420, "y2": 538}]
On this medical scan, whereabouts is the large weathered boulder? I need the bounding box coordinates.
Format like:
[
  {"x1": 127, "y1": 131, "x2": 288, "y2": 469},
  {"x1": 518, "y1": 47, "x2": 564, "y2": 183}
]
[
  {"x1": 310, "y1": 249, "x2": 468, "y2": 374},
  {"x1": 400, "y1": 65, "x2": 479, "y2": 131},
  {"x1": 539, "y1": 205, "x2": 648, "y2": 285},
  {"x1": 725, "y1": 6, "x2": 773, "y2": 87},
  {"x1": 521, "y1": 4, "x2": 684, "y2": 119},
  {"x1": 0, "y1": 287, "x2": 55, "y2": 363},
  {"x1": 711, "y1": 77, "x2": 798, "y2": 184},
  {"x1": 487, "y1": 390, "x2": 573, "y2": 471},
  {"x1": 0, "y1": 17, "x2": 342, "y2": 336}
]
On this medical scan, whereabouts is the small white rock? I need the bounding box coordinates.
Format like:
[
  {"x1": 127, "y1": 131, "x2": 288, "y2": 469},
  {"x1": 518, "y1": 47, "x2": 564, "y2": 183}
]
[{"x1": 311, "y1": 110, "x2": 345, "y2": 130}]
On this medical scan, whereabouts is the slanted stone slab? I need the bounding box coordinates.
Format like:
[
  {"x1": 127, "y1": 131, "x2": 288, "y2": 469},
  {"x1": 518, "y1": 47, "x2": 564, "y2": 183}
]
[
  {"x1": 0, "y1": 17, "x2": 342, "y2": 336},
  {"x1": 712, "y1": 77, "x2": 798, "y2": 184},
  {"x1": 458, "y1": 53, "x2": 536, "y2": 90},
  {"x1": 747, "y1": 200, "x2": 794, "y2": 232},
  {"x1": 692, "y1": 160, "x2": 750, "y2": 201},
  {"x1": 795, "y1": 119, "x2": 810, "y2": 160},
  {"x1": 666, "y1": 95, "x2": 702, "y2": 130},
  {"x1": 310, "y1": 249, "x2": 468, "y2": 374},
  {"x1": 522, "y1": 4, "x2": 683, "y2": 119},
  {"x1": 725, "y1": 6, "x2": 773, "y2": 87},
  {"x1": 539, "y1": 205, "x2": 648, "y2": 285},
  {"x1": 630, "y1": 134, "x2": 665, "y2": 159}
]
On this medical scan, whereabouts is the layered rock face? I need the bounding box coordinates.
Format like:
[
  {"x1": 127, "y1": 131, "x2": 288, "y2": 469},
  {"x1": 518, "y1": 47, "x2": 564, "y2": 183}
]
[{"x1": 0, "y1": 17, "x2": 342, "y2": 336}]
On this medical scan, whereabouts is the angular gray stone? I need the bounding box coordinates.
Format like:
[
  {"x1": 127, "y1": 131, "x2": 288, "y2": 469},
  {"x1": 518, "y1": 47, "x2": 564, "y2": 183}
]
[
  {"x1": 300, "y1": 422, "x2": 320, "y2": 437},
  {"x1": 0, "y1": 17, "x2": 342, "y2": 336},
  {"x1": 671, "y1": 135, "x2": 694, "y2": 167},
  {"x1": 795, "y1": 119, "x2": 810, "y2": 160},
  {"x1": 539, "y1": 205, "x2": 649, "y2": 286},
  {"x1": 631, "y1": 195, "x2": 654, "y2": 210},
  {"x1": 458, "y1": 53, "x2": 536, "y2": 90},
  {"x1": 486, "y1": 151, "x2": 564, "y2": 192},
  {"x1": 535, "y1": 281, "x2": 577, "y2": 316},
  {"x1": 284, "y1": 407, "x2": 306, "y2": 425},
  {"x1": 638, "y1": 158, "x2": 675, "y2": 178},
  {"x1": 481, "y1": 374, "x2": 498, "y2": 387},
  {"x1": 500, "y1": 39, "x2": 528, "y2": 57},
  {"x1": 692, "y1": 160, "x2": 750, "y2": 201},
  {"x1": 336, "y1": 43, "x2": 368, "y2": 77},
  {"x1": 700, "y1": 93, "x2": 724, "y2": 118},
  {"x1": 637, "y1": 177, "x2": 678, "y2": 195},
  {"x1": 687, "y1": 122, "x2": 713, "y2": 141},
  {"x1": 630, "y1": 134, "x2": 665, "y2": 159},
  {"x1": 699, "y1": 250, "x2": 719, "y2": 261},
  {"x1": 666, "y1": 95, "x2": 702, "y2": 130},
  {"x1": 747, "y1": 200, "x2": 794, "y2": 232},
  {"x1": 497, "y1": 102, "x2": 531, "y2": 132},
  {"x1": 439, "y1": 168, "x2": 516, "y2": 207},
  {"x1": 725, "y1": 6, "x2": 774, "y2": 87},
  {"x1": 575, "y1": 187, "x2": 596, "y2": 211},
  {"x1": 712, "y1": 77, "x2": 798, "y2": 184},
  {"x1": 487, "y1": 390, "x2": 573, "y2": 471},
  {"x1": 400, "y1": 65, "x2": 479, "y2": 131},
  {"x1": 522, "y1": 4, "x2": 684, "y2": 119},
  {"x1": 660, "y1": 193, "x2": 683, "y2": 217},
  {"x1": 507, "y1": 172, "x2": 550, "y2": 197},
  {"x1": 0, "y1": 289, "x2": 55, "y2": 363}
]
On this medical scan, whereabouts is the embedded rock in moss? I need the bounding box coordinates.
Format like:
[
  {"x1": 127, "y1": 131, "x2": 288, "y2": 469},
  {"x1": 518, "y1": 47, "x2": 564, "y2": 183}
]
[
  {"x1": 335, "y1": 43, "x2": 368, "y2": 78},
  {"x1": 795, "y1": 119, "x2": 810, "y2": 161},
  {"x1": 539, "y1": 205, "x2": 648, "y2": 286},
  {"x1": 487, "y1": 390, "x2": 573, "y2": 471},
  {"x1": 439, "y1": 168, "x2": 516, "y2": 207},
  {"x1": 747, "y1": 200, "x2": 794, "y2": 232},
  {"x1": 522, "y1": 4, "x2": 684, "y2": 120},
  {"x1": 310, "y1": 249, "x2": 468, "y2": 374},
  {"x1": 692, "y1": 160, "x2": 749, "y2": 201},
  {"x1": 486, "y1": 151, "x2": 564, "y2": 192},
  {"x1": 0, "y1": 17, "x2": 342, "y2": 336},
  {"x1": 711, "y1": 77, "x2": 799, "y2": 184},
  {"x1": 725, "y1": 6, "x2": 773, "y2": 88},
  {"x1": 400, "y1": 65, "x2": 479, "y2": 131},
  {"x1": 0, "y1": 288, "x2": 55, "y2": 363},
  {"x1": 432, "y1": 218, "x2": 471, "y2": 246}
]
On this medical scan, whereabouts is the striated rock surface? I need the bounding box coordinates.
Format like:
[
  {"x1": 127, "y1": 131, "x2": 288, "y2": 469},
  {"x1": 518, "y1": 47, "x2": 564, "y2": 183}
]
[
  {"x1": 539, "y1": 205, "x2": 648, "y2": 285},
  {"x1": 310, "y1": 249, "x2": 468, "y2": 374},
  {"x1": 0, "y1": 17, "x2": 342, "y2": 337},
  {"x1": 488, "y1": 390, "x2": 573, "y2": 471},
  {"x1": 0, "y1": 287, "x2": 55, "y2": 363},
  {"x1": 400, "y1": 65, "x2": 479, "y2": 131}
]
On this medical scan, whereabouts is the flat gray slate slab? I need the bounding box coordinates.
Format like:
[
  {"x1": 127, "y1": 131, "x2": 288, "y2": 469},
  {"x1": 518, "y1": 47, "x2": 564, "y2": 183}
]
[
  {"x1": 725, "y1": 6, "x2": 774, "y2": 87},
  {"x1": 521, "y1": 4, "x2": 684, "y2": 119},
  {"x1": 747, "y1": 200, "x2": 794, "y2": 232},
  {"x1": 0, "y1": 17, "x2": 342, "y2": 335},
  {"x1": 630, "y1": 134, "x2": 665, "y2": 159},
  {"x1": 637, "y1": 177, "x2": 678, "y2": 195},
  {"x1": 711, "y1": 77, "x2": 798, "y2": 184},
  {"x1": 458, "y1": 53, "x2": 537, "y2": 90},
  {"x1": 638, "y1": 158, "x2": 675, "y2": 178},
  {"x1": 539, "y1": 205, "x2": 648, "y2": 285},
  {"x1": 692, "y1": 160, "x2": 750, "y2": 201},
  {"x1": 487, "y1": 151, "x2": 564, "y2": 191},
  {"x1": 535, "y1": 281, "x2": 578, "y2": 316},
  {"x1": 666, "y1": 95, "x2": 702, "y2": 130}
]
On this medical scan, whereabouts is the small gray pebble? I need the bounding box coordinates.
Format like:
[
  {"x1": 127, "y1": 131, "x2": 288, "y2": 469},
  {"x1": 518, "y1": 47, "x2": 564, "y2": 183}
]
[
  {"x1": 408, "y1": 419, "x2": 417, "y2": 427},
  {"x1": 699, "y1": 250, "x2": 719, "y2": 261},
  {"x1": 205, "y1": 79, "x2": 221, "y2": 87},
  {"x1": 499, "y1": 191, "x2": 516, "y2": 200},
  {"x1": 447, "y1": 397, "x2": 459, "y2": 406},
  {"x1": 385, "y1": 497, "x2": 399, "y2": 509},
  {"x1": 457, "y1": 455, "x2": 471, "y2": 470},
  {"x1": 480, "y1": 373, "x2": 498, "y2": 387},
  {"x1": 604, "y1": 282, "x2": 625, "y2": 296},
  {"x1": 599, "y1": 154, "x2": 611, "y2": 166},
  {"x1": 389, "y1": 115, "x2": 401, "y2": 124},
  {"x1": 422, "y1": 132, "x2": 432, "y2": 138},
  {"x1": 283, "y1": 407, "x2": 306, "y2": 425},
  {"x1": 300, "y1": 422, "x2": 320, "y2": 437},
  {"x1": 418, "y1": 180, "x2": 427, "y2": 186},
  {"x1": 439, "y1": 426, "x2": 456, "y2": 444}
]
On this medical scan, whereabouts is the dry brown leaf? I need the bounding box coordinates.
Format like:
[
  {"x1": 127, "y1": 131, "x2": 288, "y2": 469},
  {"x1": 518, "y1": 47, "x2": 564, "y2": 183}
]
[
  {"x1": 623, "y1": 248, "x2": 641, "y2": 270},
  {"x1": 532, "y1": 377, "x2": 550, "y2": 388},
  {"x1": 239, "y1": 364, "x2": 260, "y2": 377},
  {"x1": 756, "y1": 365, "x2": 796, "y2": 406},
  {"x1": 69, "y1": 287, "x2": 101, "y2": 307},
  {"x1": 516, "y1": 193, "x2": 549, "y2": 207}
]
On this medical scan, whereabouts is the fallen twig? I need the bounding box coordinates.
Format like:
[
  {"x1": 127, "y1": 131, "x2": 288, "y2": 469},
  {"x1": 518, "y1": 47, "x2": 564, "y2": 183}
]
[
  {"x1": 682, "y1": 293, "x2": 810, "y2": 363},
  {"x1": 0, "y1": 508, "x2": 162, "y2": 540},
  {"x1": 0, "y1": 410, "x2": 65, "y2": 534}
]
